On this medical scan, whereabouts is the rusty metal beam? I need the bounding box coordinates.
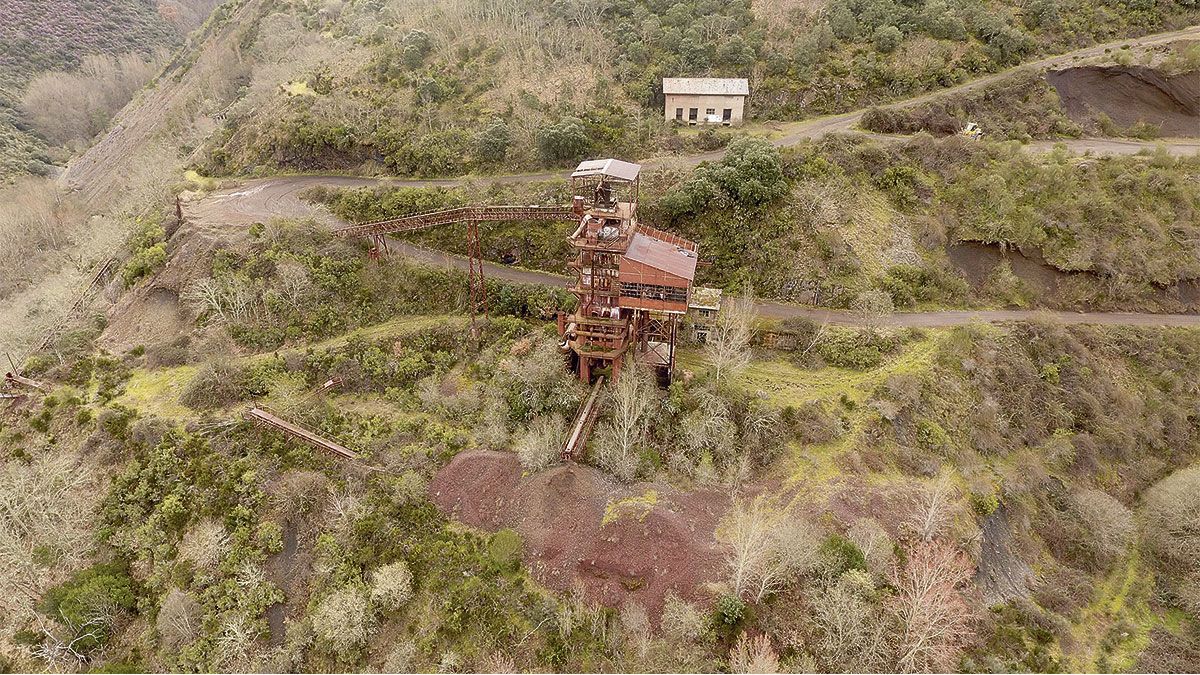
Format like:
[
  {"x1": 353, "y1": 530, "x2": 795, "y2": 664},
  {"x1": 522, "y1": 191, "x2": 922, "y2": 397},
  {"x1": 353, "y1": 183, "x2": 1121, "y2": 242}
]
[
  {"x1": 333, "y1": 205, "x2": 576, "y2": 239},
  {"x1": 562, "y1": 376, "x2": 605, "y2": 460},
  {"x1": 5, "y1": 372, "x2": 46, "y2": 391},
  {"x1": 245, "y1": 406, "x2": 357, "y2": 460}
]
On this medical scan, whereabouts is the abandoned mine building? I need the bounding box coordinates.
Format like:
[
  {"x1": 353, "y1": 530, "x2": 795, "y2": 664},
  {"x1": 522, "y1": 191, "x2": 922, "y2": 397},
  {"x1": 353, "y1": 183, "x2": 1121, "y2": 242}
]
[
  {"x1": 559, "y1": 159, "x2": 701, "y2": 384},
  {"x1": 663, "y1": 77, "x2": 749, "y2": 125}
]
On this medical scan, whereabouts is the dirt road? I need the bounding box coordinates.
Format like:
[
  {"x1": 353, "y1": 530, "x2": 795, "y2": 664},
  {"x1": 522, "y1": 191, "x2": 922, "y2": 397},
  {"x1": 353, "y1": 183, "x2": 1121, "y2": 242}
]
[
  {"x1": 765, "y1": 24, "x2": 1200, "y2": 148},
  {"x1": 183, "y1": 24, "x2": 1200, "y2": 330},
  {"x1": 378, "y1": 240, "x2": 1200, "y2": 329}
]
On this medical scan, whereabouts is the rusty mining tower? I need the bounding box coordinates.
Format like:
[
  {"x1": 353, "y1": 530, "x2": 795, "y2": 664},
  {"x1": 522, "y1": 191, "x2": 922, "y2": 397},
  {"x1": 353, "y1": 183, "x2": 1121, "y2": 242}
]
[{"x1": 557, "y1": 159, "x2": 699, "y2": 384}]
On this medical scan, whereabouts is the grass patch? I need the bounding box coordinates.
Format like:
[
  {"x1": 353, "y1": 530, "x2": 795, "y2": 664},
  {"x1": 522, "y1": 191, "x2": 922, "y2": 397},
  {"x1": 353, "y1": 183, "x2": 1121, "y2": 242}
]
[
  {"x1": 679, "y1": 333, "x2": 942, "y2": 409},
  {"x1": 182, "y1": 169, "x2": 217, "y2": 191},
  {"x1": 1068, "y1": 551, "x2": 1156, "y2": 672},
  {"x1": 601, "y1": 489, "x2": 659, "y2": 526},
  {"x1": 116, "y1": 364, "x2": 197, "y2": 419}
]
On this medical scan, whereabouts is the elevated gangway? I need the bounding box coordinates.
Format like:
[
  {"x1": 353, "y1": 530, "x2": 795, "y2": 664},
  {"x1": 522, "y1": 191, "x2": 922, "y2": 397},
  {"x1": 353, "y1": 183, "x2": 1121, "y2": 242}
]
[
  {"x1": 245, "y1": 406, "x2": 357, "y2": 460},
  {"x1": 562, "y1": 376, "x2": 605, "y2": 460},
  {"x1": 333, "y1": 205, "x2": 576, "y2": 239}
]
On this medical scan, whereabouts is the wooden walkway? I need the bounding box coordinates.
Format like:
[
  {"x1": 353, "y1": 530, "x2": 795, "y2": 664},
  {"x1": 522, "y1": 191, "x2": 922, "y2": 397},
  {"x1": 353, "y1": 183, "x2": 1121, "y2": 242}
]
[
  {"x1": 562, "y1": 376, "x2": 604, "y2": 460},
  {"x1": 245, "y1": 406, "x2": 357, "y2": 460}
]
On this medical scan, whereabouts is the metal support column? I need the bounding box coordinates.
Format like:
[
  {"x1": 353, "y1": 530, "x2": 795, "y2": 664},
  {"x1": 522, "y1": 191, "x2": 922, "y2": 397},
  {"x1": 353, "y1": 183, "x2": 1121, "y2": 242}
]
[{"x1": 466, "y1": 219, "x2": 489, "y2": 336}]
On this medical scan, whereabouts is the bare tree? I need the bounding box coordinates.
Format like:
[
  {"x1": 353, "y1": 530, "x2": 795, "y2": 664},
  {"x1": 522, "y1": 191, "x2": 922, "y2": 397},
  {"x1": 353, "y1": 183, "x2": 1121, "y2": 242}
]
[
  {"x1": 706, "y1": 290, "x2": 755, "y2": 387},
  {"x1": 370, "y1": 560, "x2": 414, "y2": 612},
  {"x1": 21, "y1": 51, "x2": 166, "y2": 146},
  {"x1": 178, "y1": 519, "x2": 229, "y2": 576},
  {"x1": 619, "y1": 600, "x2": 651, "y2": 659},
  {"x1": 888, "y1": 540, "x2": 976, "y2": 673},
  {"x1": 905, "y1": 474, "x2": 958, "y2": 542},
  {"x1": 723, "y1": 496, "x2": 820, "y2": 601},
  {"x1": 183, "y1": 277, "x2": 230, "y2": 322},
  {"x1": 678, "y1": 389, "x2": 737, "y2": 476},
  {"x1": 1139, "y1": 466, "x2": 1200, "y2": 615},
  {"x1": 312, "y1": 586, "x2": 374, "y2": 659},
  {"x1": 729, "y1": 632, "x2": 780, "y2": 674},
  {"x1": 216, "y1": 614, "x2": 261, "y2": 668},
  {"x1": 0, "y1": 452, "x2": 98, "y2": 622},
  {"x1": 661, "y1": 592, "x2": 706, "y2": 643},
  {"x1": 157, "y1": 588, "x2": 202, "y2": 648},
  {"x1": 478, "y1": 651, "x2": 517, "y2": 673},
  {"x1": 848, "y1": 517, "x2": 894, "y2": 577},
  {"x1": 810, "y1": 570, "x2": 894, "y2": 671},
  {"x1": 32, "y1": 611, "x2": 112, "y2": 670},
  {"x1": 593, "y1": 365, "x2": 655, "y2": 481},
  {"x1": 516, "y1": 414, "x2": 565, "y2": 472},
  {"x1": 1069, "y1": 488, "x2": 1134, "y2": 568},
  {"x1": 274, "y1": 259, "x2": 312, "y2": 310}
]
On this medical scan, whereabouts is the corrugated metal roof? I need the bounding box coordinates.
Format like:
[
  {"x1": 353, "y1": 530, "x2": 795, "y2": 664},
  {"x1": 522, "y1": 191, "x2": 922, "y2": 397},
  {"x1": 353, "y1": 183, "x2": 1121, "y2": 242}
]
[
  {"x1": 662, "y1": 77, "x2": 749, "y2": 96},
  {"x1": 622, "y1": 232, "x2": 698, "y2": 282},
  {"x1": 571, "y1": 158, "x2": 642, "y2": 182}
]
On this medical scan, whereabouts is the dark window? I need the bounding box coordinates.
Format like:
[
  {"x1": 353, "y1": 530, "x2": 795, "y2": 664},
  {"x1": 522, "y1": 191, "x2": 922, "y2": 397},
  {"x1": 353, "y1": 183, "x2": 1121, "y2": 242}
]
[
  {"x1": 688, "y1": 108, "x2": 698, "y2": 121},
  {"x1": 675, "y1": 107, "x2": 683, "y2": 120},
  {"x1": 723, "y1": 108, "x2": 732, "y2": 121},
  {"x1": 705, "y1": 108, "x2": 715, "y2": 116},
  {"x1": 620, "y1": 282, "x2": 688, "y2": 304}
]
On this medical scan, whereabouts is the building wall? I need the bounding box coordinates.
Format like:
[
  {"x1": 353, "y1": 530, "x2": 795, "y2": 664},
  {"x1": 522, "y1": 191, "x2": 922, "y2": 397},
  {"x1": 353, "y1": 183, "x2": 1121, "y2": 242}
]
[{"x1": 664, "y1": 94, "x2": 746, "y2": 125}]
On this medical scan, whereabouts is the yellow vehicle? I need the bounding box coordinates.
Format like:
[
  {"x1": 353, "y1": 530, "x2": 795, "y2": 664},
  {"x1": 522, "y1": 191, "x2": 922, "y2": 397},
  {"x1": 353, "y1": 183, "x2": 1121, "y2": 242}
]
[{"x1": 959, "y1": 122, "x2": 983, "y2": 140}]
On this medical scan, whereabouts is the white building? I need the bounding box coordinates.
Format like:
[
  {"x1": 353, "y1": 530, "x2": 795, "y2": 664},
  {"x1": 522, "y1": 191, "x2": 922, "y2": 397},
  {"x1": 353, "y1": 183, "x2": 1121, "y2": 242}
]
[{"x1": 663, "y1": 78, "x2": 749, "y2": 125}]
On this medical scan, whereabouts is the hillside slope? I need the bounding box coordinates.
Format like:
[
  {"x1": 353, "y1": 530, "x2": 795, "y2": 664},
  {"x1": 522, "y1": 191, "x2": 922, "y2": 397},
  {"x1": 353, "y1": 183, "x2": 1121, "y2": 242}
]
[
  {"x1": 0, "y1": 0, "x2": 219, "y2": 179},
  {"x1": 191, "y1": 0, "x2": 1200, "y2": 178}
]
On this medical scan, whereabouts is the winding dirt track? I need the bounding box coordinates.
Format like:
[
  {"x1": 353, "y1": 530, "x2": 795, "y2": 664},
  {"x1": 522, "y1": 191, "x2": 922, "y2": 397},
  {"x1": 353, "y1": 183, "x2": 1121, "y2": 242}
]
[
  {"x1": 187, "y1": 25, "x2": 1200, "y2": 329},
  {"x1": 187, "y1": 183, "x2": 1200, "y2": 328}
]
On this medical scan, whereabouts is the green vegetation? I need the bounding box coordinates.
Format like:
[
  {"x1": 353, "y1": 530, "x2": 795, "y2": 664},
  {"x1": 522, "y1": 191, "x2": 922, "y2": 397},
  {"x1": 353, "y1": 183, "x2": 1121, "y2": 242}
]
[
  {"x1": 0, "y1": 0, "x2": 190, "y2": 180},
  {"x1": 649, "y1": 135, "x2": 1199, "y2": 309},
  {"x1": 6, "y1": 1, "x2": 1200, "y2": 672},
  {"x1": 188, "y1": 218, "x2": 572, "y2": 350},
  {"x1": 121, "y1": 215, "x2": 168, "y2": 287},
  {"x1": 861, "y1": 69, "x2": 1084, "y2": 140},
  {"x1": 613, "y1": 0, "x2": 1198, "y2": 120},
  {"x1": 193, "y1": 0, "x2": 1200, "y2": 178}
]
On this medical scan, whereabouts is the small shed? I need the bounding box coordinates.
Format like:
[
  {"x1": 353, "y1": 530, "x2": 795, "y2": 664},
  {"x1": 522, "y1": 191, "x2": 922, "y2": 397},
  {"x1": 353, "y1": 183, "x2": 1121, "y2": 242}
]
[{"x1": 663, "y1": 77, "x2": 749, "y2": 125}]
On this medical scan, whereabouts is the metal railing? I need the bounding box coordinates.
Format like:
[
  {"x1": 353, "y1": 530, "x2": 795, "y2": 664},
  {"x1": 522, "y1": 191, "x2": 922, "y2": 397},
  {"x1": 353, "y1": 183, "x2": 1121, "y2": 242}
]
[{"x1": 334, "y1": 205, "x2": 577, "y2": 238}]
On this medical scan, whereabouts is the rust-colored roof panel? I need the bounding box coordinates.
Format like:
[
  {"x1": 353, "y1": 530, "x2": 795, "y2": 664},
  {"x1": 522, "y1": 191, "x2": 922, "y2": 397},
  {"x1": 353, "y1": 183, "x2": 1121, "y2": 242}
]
[{"x1": 620, "y1": 233, "x2": 698, "y2": 282}]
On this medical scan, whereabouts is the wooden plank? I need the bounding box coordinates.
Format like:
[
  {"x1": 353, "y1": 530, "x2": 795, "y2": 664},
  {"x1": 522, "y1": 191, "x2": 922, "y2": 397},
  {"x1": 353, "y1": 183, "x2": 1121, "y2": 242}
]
[
  {"x1": 245, "y1": 406, "x2": 357, "y2": 460},
  {"x1": 562, "y1": 376, "x2": 604, "y2": 459},
  {"x1": 5, "y1": 372, "x2": 46, "y2": 391}
]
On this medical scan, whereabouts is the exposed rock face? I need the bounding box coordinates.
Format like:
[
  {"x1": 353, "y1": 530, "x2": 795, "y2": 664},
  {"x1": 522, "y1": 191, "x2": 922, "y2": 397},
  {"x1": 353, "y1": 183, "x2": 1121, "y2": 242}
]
[{"x1": 1047, "y1": 65, "x2": 1200, "y2": 136}]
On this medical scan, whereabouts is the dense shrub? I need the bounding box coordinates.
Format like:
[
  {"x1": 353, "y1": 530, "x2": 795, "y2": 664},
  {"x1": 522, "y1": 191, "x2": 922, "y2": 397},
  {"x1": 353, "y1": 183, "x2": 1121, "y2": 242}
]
[
  {"x1": 537, "y1": 117, "x2": 590, "y2": 164},
  {"x1": 41, "y1": 562, "x2": 137, "y2": 651},
  {"x1": 180, "y1": 360, "x2": 248, "y2": 410}
]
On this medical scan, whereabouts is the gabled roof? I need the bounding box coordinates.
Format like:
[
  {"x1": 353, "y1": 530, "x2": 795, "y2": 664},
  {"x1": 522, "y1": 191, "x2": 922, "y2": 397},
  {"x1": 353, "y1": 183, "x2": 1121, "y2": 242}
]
[
  {"x1": 623, "y1": 232, "x2": 699, "y2": 282},
  {"x1": 571, "y1": 158, "x2": 641, "y2": 182},
  {"x1": 662, "y1": 77, "x2": 749, "y2": 96}
]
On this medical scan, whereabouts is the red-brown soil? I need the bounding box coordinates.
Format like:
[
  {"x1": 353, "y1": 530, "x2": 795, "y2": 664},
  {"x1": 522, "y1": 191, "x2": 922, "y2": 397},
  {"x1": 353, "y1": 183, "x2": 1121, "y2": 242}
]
[
  {"x1": 429, "y1": 450, "x2": 730, "y2": 617},
  {"x1": 1047, "y1": 65, "x2": 1200, "y2": 136}
]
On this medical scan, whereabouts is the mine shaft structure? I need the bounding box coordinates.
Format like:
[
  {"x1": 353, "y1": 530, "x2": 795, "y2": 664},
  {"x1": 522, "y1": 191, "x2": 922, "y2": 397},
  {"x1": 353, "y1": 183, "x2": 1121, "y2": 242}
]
[
  {"x1": 333, "y1": 158, "x2": 699, "y2": 385},
  {"x1": 557, "y1": 159, "x2": 699, "y2": 384}
]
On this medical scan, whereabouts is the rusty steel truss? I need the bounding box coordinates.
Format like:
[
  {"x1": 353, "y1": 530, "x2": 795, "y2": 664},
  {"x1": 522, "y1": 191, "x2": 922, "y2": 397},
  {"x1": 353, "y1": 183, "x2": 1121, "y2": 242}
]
[{"x1": 333, "y1": 205, "x2": 576, "y2": 330}]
